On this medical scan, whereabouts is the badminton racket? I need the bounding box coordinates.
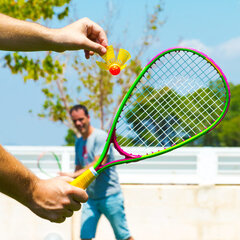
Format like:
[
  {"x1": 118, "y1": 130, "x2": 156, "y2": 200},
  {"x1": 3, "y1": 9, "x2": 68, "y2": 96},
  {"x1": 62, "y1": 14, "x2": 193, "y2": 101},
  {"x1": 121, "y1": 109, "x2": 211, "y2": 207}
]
[
  {"x1": 37, "y1": 151, "x2": 62, "y2": 177},
  {"x1": 71, "y1": 47, "x2": 231, "y2": 189}
]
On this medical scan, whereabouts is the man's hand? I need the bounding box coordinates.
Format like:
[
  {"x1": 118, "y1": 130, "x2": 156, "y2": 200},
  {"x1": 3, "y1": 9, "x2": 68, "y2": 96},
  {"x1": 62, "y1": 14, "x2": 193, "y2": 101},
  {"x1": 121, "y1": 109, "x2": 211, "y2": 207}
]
[
  {"x1": 28, "y1": 176, "x2": 88, "y2": 223},
  {"x1": 59, "y1": 168, "x2": 86, "y2": 179},
  {"x1": 0, "y1": 14, "x2": 108, "y2": 58},
  {"x1": 55, "y1": 17, "x2": 108, "y2": 58}
]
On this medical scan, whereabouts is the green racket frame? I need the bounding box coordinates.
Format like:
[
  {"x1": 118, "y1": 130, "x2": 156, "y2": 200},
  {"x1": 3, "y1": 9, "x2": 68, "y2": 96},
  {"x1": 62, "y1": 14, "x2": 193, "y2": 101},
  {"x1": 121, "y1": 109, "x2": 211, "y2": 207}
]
[{"x1": 71, "y1": 47, "x2": 230, "y2": 189}]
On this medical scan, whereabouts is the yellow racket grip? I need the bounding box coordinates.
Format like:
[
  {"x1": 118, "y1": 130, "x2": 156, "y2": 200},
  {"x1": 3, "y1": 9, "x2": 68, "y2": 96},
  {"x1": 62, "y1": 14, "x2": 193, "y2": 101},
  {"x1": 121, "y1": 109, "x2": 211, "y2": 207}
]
[{"x1": 70, "y1": 167, "x2": 98, "y2": 189}]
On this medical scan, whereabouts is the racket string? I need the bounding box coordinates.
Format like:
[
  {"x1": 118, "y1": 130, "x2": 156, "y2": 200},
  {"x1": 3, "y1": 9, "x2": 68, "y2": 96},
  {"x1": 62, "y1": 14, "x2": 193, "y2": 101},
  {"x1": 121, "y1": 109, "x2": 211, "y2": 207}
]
[
  {"x1": 133, "y1": 84, "x2": 205, "y2": 145},
  {"x1": 117, "y1": 83, "x2": 224, "y2": 148},
  {"x1": 136, "y1": 65, "x2": 222, "y2": 134},
  {"x1": 115, "y1": 50, "x2": 226, "y2": 154}
]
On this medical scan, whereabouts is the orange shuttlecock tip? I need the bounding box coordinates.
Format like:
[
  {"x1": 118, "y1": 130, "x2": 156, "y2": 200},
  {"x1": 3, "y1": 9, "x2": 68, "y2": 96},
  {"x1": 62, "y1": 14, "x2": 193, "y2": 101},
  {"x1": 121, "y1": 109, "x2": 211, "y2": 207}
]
[
  {"x1": 96, "y1": 45, "x2": 131, "y2": 76},
  {"x1": 109, "y1": 64, "x2": 121, "y2": 75}
]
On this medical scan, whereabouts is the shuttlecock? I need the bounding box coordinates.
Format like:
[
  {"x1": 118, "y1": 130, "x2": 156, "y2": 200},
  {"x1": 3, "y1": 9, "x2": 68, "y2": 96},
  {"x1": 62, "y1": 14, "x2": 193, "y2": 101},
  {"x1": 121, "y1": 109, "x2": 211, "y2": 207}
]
[{"x1": 96, "y1": 45, "x2": 131, "y2": 75}]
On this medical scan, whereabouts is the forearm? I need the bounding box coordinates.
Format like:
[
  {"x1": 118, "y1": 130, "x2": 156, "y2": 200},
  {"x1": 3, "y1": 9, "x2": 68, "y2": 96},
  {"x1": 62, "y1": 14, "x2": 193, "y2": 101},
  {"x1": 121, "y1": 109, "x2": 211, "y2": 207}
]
[
  {"x1": 0, "y1": 14, "x2": 107, "y2": 56},
  {"x1": 0, "y1": 13, "x2": 58, "y2": 52},
  {"x1": 73, "y1": 156, "x2": 107, "y2": 178},
  {"x1": 0, "y1": 145, "x2": 38, "y2": 207},
  {"x1": 73, "y1": 161, "x2": 96, "y2": 178}
]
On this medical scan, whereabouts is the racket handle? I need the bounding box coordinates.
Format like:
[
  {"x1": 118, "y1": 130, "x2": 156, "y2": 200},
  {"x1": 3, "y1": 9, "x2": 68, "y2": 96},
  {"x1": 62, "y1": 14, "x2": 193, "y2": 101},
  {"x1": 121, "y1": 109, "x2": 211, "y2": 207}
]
[{"x1": 70, "y1": 167, "x2": 98, "y2": 189}]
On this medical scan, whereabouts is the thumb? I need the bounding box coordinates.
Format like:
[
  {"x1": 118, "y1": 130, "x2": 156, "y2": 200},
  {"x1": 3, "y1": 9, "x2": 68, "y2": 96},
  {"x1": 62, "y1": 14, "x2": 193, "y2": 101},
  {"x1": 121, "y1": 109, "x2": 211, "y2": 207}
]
[
  {"x1": 59, "y1": 175, "x2": 74, "y2": 183},
  {"x1": 83, "y1": 38, "x2": 107, "y2": 56}
]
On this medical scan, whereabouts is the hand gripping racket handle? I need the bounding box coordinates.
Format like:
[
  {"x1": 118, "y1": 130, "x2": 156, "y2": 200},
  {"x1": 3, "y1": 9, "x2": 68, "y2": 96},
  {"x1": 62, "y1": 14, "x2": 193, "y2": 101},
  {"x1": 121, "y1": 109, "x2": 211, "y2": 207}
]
[{"x1": 70, "y1": 167, "x2": 98, "y2": 189}]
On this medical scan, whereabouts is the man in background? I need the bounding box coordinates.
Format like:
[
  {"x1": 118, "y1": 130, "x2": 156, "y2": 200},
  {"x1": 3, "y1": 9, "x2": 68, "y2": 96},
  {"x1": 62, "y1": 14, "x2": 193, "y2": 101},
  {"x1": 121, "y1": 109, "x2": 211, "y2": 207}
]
[{"x1": 61, "y1": 104, "x2": 134, "y2": 240}]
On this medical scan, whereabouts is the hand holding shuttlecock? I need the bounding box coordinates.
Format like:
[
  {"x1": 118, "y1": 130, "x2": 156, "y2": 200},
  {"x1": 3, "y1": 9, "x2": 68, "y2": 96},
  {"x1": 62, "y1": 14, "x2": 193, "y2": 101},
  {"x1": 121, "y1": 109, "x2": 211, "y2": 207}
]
[{"x1": 96, "y1": 45, "x2": 131, "y2": 75}]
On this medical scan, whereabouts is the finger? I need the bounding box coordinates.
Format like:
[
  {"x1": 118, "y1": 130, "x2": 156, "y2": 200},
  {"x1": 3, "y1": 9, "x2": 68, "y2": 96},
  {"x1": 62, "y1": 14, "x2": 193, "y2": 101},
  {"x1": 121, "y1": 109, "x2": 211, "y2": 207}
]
[
  {"x1": 58, "y1": 171, "x2": 66, "y2": 176},
  {"x1": 60, "y1": 176, "x2": 88, "y2": 202},
  {"x1": 83, "y1": 38, "x2": 107, "y2": 56},
  {"x1": 64, "y1": 209, "x2": 74, "y2": 218},
  {"x1": 84, "y1": 50, "x2": 90, "y2": 59},
  {"x1": 70, "y1": 201, "x2": 82, "y2": 211},
  {"x1": 71, "y1": 186, "x2": 88, "y2": 203},
  {"x1": 84, "y1": 50, "x2": 95, "y2": 59},
  {"x1": 60, "y1": 176, "x2": 74, "y2": 183},
  {"x1": 87, "y1": 21, "x2": 108, "y2": 47},
  {"x1": 89, "y1": 51, "x2": 94, "y2": 56},
  {"x1": 88, "y1": 32, "x2": 108, "y2": 49},
  {"x1": 51, "y1": 216, "x2": 66, "y2": 224},
  {"x1": 67, "y1": 198, "x2": 82, "y2": 211}
]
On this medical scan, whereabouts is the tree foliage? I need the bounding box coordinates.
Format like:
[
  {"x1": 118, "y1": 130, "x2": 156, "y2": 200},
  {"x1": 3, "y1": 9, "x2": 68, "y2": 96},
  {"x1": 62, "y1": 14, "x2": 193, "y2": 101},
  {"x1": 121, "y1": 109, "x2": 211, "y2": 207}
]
[
  {"x1": 3, "y1": 1, "x2": 238, "y2": 147},
  {"x1": 1, "y1": 0, "x2": 164, "y2": 144},
  {"x1": 0, "y1": 0, "x2": 70, "y2": 20},
  {"x1": 1, "y1": 0, "x2": 75, "y2": 132},
  {"x1": 187, "y1": 83, "x2": 240, "y2": 147},
  {"x1": 119, "y1": 79, "x2": 231, "y2": 148}
]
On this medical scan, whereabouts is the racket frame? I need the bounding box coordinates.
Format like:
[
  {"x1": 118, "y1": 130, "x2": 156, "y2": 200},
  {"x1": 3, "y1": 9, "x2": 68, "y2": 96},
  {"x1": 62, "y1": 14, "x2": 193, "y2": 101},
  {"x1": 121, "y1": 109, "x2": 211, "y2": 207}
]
[
  {"x1": 37, "y1": 151, "x2": 62, "y2": 177},
  {"x1": 94, "y1": 47, "x2": 230, "y2": 174}
]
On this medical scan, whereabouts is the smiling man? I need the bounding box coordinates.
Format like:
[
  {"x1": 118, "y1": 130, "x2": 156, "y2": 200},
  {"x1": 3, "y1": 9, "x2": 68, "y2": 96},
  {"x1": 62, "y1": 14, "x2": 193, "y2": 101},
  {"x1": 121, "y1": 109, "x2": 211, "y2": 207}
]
[{"x1": 61, "y1": 104, "x2": 134, "y2": 240}]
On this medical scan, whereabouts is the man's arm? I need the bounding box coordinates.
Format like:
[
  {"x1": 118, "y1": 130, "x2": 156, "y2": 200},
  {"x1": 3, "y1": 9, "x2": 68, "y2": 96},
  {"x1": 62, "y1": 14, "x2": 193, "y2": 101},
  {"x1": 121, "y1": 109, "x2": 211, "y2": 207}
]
[
  {"x1": 74, "y1": 155, "x2": 108, "y2": 177},
  {"x1": 0, "y1": 145, "x2": 88, "y2": 223},
  {"x1": 60, "y1": 155, "x2": 107, "y2": 178},
  {"x1": 0, "y1": 13, "x2": 107, "y2": 57},
  {"x1": 0, "y1": 13, "x2": 110, "y2": 223}
]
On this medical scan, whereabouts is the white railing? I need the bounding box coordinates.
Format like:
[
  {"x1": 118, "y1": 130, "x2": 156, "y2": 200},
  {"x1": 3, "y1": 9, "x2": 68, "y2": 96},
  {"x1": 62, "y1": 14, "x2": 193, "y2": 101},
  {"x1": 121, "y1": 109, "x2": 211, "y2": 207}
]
[{"x1": 5, "y1": 146, "x2": 240, "y2": 185}]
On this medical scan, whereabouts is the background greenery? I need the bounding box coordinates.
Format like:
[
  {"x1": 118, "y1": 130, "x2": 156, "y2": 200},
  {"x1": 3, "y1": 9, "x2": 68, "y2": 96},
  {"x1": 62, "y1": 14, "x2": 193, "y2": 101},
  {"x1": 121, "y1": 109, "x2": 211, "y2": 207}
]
[{"x1": 1, "y1": 0, "x2": 239, "y2": 146}]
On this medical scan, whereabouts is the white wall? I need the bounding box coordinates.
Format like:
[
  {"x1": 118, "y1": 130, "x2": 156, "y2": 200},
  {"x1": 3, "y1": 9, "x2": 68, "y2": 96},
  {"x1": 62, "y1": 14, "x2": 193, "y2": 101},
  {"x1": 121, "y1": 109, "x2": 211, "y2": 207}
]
[
  {"x1": 1, "y1": 184, "x2": 240, "y2": 240},
  {"x1": 1, "y1": 146, "x2": 240, "y2": 240},
  {"x1": 0, "y1": 193, "x2": 72, "y2": 240}
]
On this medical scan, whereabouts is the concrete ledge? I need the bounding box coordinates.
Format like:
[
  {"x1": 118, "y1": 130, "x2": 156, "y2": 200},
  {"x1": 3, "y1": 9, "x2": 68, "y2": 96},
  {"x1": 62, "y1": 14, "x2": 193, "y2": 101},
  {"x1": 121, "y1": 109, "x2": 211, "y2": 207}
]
[{"x1": 1, "y1": 184, "x2": 240, "y2": 240}]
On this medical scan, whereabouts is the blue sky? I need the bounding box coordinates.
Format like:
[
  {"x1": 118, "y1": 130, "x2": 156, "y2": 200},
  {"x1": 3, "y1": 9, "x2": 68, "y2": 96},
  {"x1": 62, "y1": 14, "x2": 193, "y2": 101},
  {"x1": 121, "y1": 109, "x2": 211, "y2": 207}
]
[{"x1": 0, "y1": 0, "x2": 240, "y2": 146}]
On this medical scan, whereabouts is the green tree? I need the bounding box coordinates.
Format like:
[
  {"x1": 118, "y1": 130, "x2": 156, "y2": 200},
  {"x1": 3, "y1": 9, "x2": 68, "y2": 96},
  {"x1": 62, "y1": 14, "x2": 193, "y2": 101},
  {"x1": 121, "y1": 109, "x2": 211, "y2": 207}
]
[
  {"x1": 118, "y1": 78, "x2": 233, "y2": 148},
  {"x1": 184, "y1": 83, "x2": 240, "y2": 147},
  {"x1": 215, "y1": 84, "x2": 240, "y2": 146},
  {"x1": 65, "y1": 129, "x2": 76, "y2": 146},
  {"x1": 218, "y1": 116, "x2": 240, "y2": 146},
  {"x1": 1, "y1": 0, "x2": 75, "y2": 134},
  {"x1": 0, "y1": 0, "x2": 70, "y2": 20}
]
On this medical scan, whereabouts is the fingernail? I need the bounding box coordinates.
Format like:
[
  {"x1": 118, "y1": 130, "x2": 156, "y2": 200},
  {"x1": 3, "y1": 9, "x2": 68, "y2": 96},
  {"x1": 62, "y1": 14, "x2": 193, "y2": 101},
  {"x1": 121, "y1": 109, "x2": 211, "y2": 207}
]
[
  {"x1": 101, "y1": 47, "x2": 107, "y2": 54},
  {"x1": 103, "y1": 41, "x2": 108, "y2": 47},
  {"x1": 102, "y1": 47, "x2": 107, "y2": 53}
]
